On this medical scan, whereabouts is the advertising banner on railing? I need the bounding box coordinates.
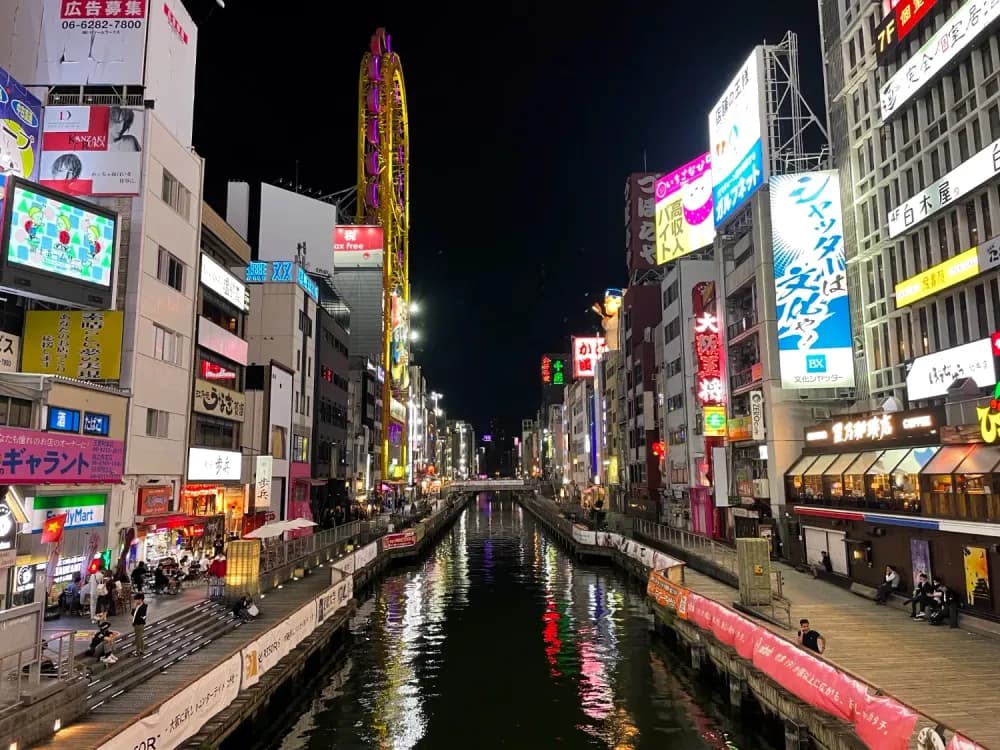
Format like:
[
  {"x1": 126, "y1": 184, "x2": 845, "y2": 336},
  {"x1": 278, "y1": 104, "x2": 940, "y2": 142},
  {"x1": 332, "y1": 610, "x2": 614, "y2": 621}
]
[
  {"x1": 332, "y1": 552, "x2": 356, "y2": 577},
  {"x1": 596, "y1": 531, "x2": 624, "y2": 549},
  {"x1": 646, "y1": 569, "x2": 690, "y2": 618},
  {"x1": 96, "y1": 653, "x2": 241, "y2": 750},
  {"x1": 317, "y1": 576, "x2": 354, "y2": 626},
  {"x1": 240, "y1": 600, "x2": 317, "y2": 689},
  {"x1": 355, "y1": 540, "x2": 378, "y2": 569},
  {"x1": 413, "y1": 523, "x2": 427, "y2": 543},
  {"x1": 572, "y1": 524, "x2": 596, "y2": 545},
  {"x1": 672, "y1": 589, "x2": 918, "y2": 749},
  {"x1": 383, "y1": 529, "x2": 416, "y2": 550}
]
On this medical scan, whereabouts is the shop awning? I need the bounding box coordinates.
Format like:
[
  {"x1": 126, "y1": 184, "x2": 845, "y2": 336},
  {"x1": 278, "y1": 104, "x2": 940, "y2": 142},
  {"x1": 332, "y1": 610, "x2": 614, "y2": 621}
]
[
  {"x1": 953, "y1": 444, "x2": 1000, "y2": 474},
  {"x1": 136, "y1": 514, "x2": 203, "y2": 529},
  {"x1": 803, "y1": 454, "x2": 838, "y2": 476},
  {"x1": 785, "y1": 454, "x2": 819, "y2": 477},
  {"x1": 866, "y1": 448, "x2": 910, "y2": 476},
  {"x1": 843, "y1": 451, "x2": 882, "y2": 476},
  {"x1": 920, "y1": 445, "x2": 974, "y2": 475},
  {"x1": 891, "y1": 446, "x2": 939, "y2": 476},
  {"x1": 824, "y1": 452, "x2": 860, "y2": 476}
]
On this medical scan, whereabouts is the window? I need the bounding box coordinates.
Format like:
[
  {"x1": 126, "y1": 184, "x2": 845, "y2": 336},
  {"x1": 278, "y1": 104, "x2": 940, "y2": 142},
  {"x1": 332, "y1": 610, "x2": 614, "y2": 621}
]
[
  {"x1": 157, "y1": 247, "x2": 185, "y2": 292},
  {"x1": 0, "y1": 396, "x2": 32, "y2": 428},
  {"x1": 194, "y1": 415, "x2": 237, "y2": 450},
  {"x1": 292, "y1": 434, "x2": 310, "y2": 463},
  {"x1": 271, "y1": 425, "x2": 287, "y2": 460},
  {"x1": 161, "y1": 169, "x2": 191, "y2": 219},
  {"x1": 146, "y1": 408, "x2": 169, "y2": 438},
  {"x1": 153, "y1": 324, "x2": 181, "y2": 365}
]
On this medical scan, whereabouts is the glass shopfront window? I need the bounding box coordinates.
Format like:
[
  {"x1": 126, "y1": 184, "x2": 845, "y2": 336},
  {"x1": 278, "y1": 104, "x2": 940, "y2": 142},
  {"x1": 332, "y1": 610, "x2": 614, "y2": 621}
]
[
  {"x1": 920, "y1": 445, "x2": 973, "y2": 517},
  {"x1": 867, "y1": 448, "x2": 911, "y2": 505},
  {"x1": 952, "y1": 445, "x2": 1000, "y2": 522},
  {"x1": 823, "y1": 453, "x2": 860, "y2": 497},
  {"x1": 891, "y1": 446, "x2": 939, "y2": 512},
  {"x1": 785, "y1": 455, "x2": 818, "y2": 501},
  {"x1": 842, "y1": 451, "x2": 882, "y2": 501},
  {"x1": 801, "y1": 454, "x2": 838, "y2": 500}
]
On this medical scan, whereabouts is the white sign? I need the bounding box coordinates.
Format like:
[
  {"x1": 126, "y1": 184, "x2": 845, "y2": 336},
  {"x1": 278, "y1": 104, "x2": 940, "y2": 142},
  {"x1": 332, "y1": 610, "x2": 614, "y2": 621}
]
[
  {"x1": 241, "y1": 600, "x2": 317, "y2": 689},
  {"x1": 96, "y1": 653, "x2": 241, "y2": 750},
  {"x1": 332, "y1": 552, "x2": 356, "y2": 577},
  {"x1": 34, "y1": 0, "x2": 150, "y2": 87},
  {"x1": 880, "y1": 0, "x2": 1000, "y2": 120},
  {"x1": 906, "y1": 337, "x2": 997, "y2": 401},
  {"x1": 254, "y1": 455, "x2": 272, "y2": 508},
  {"x1": 749, "y1": 390, "x2": 766, "y2": 441},
  {"x1": 887, "y1": 135, "x2": 1000, "y2": 238},
  {"x1": 200, "y1": 254, "x2": 249, "y2": 311},
  {"x1": 709, "y1": 47, "x2": 767, "y2": 226},
  {"x1": 978, "y1": 235, "x2": 1000, "y2": 273},
  {"x1": 39, "y1": 106, "x2": 144, "y2": 196},
  {"x1": 571, "y1": 526, "x2": 596, "y2": 545},
  {"x1": 187, "y1": 448, "x2": 241, "y2": 482},
  {"x1": 355, "y1": 540, "x2": 378, "y2": 569},
  {"x1": 316, "y1": 576, "x2": 353, "y2": 625},
  {"x1": 0, "y1": 333, "x2": 19, "y2": 373}
]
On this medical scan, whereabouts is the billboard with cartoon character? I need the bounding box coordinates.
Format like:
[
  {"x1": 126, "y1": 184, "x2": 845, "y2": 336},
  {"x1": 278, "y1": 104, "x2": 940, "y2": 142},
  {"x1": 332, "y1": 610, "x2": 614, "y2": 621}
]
[{"x1": 0, "y1": 65, "x2": 41, "y2": 184}]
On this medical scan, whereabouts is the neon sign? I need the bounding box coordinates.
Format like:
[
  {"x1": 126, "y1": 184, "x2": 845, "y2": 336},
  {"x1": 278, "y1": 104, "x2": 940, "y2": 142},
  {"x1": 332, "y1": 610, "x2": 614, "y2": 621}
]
[
  {"x1": 571, "y1": 337, "x2": 607, "y2": 379},
  {"x1": 541, "y1": 355, "x2": 566, "y2": 385},
  {"x1": 694, "y1": 311, "x2": 723, "y2": 405},
  {"x1": 979, "y1": 383, "x2": 1000, "y2": 444}
]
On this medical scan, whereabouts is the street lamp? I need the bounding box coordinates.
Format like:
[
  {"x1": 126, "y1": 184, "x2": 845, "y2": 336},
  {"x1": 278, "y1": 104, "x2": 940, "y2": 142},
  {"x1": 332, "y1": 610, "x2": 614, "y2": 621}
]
[{"x1": 410, "y1": 330, "x2": 420, "y2": 342}]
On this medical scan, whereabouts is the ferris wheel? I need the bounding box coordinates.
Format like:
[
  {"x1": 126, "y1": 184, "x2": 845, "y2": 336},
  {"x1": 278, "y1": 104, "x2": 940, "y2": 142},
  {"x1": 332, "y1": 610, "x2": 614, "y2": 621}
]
[{"x1": 357, "y1": 28, "x2": 410, "y2": 483}]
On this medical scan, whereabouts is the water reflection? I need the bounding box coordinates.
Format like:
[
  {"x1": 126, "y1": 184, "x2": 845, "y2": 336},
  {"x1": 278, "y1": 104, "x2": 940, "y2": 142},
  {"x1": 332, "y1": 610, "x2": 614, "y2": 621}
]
[{"x1": 274, "y1": 496, "x2": 767, "y2": 750}]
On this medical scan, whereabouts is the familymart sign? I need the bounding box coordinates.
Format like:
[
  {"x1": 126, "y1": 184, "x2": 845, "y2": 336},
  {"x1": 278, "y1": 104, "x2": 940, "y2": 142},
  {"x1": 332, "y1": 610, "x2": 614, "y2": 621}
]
[{"x1": 30, "y1": 494, "x2": 106, "y2": 533}]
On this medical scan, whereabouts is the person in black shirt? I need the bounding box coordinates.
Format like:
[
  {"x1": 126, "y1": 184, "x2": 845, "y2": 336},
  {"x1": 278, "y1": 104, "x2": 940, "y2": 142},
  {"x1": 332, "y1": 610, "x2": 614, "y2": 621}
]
[
  {"x1": 131, "y1": 593, "x2": 148, "y2": 657},
  {"x1": 797, "y1": 618, "x2": 826, "y2": 655},
  {"x1": 906, "y1": 573, "x2": 935, "y2": 619}
]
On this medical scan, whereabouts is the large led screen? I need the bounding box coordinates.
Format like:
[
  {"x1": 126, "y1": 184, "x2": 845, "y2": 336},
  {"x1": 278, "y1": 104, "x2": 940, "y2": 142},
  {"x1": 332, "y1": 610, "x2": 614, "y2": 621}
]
[
  {"x1": 708, "y1": 48, "x2": 767, "y2": 227},
  {"x1": 654, "y1": 153, "x2": 715, "y2": 264},
  {"x1": 770, "y1": 170, "x2": 855, "y2": 390},
  {"x1": 3, "y1": 179, "x2": 116, "y2": 288}
]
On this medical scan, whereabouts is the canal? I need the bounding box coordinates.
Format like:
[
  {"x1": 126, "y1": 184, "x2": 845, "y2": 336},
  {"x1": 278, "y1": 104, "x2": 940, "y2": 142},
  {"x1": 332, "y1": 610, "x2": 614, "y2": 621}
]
[{"x1": 250, "y1": 496, "x2": 780, "y2": 749}]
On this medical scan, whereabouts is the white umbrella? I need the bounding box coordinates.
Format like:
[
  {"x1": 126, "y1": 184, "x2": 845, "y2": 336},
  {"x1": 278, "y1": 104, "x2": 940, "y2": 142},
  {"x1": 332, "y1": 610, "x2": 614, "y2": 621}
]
[
  {"x1": 243, "y1": 521, "x2": 295, "y2": 539},
  {"x1": 287, "y1": 518, "x2": 318, "y2": 530}
]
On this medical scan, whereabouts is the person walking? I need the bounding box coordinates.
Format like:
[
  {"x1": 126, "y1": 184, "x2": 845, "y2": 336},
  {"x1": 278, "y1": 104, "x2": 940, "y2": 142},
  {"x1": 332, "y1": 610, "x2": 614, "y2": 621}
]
[
  {"x1": 130, "y1": 593, "x2": 148, "y2": 657},
  {"x1": 797, "y1": 618, "x2": 826, "y2": 655},
  {"x1": 88, "y1": 567, "x2": 105, "y2": 623}
]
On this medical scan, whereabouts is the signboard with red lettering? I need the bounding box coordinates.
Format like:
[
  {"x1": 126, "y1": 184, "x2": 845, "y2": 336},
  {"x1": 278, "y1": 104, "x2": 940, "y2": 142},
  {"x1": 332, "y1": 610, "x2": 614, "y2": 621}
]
[{"x1": 571, "y1": 336, "x2": 607, "y2": 379}]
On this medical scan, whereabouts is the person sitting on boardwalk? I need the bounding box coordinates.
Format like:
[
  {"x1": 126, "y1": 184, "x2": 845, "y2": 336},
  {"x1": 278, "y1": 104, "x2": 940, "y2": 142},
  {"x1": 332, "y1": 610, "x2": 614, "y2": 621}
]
[
  {"x1": 233, "y1": 594, "x2": 258, "y2": 622},
  {"x1": 87, "y1": 621, "x2": 118, "y2": 664},
  {"x1": 906, "y1": 572, "x2": 935, "y2": 619},
  {"x1": 874, "y1": 565, "x2": 901, "y2": 604}
]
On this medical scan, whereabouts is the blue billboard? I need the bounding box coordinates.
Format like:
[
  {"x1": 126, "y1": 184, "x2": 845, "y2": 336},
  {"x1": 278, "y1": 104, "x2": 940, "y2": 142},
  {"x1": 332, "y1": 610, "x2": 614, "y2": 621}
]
[
  {"x1": 770, "y1": 171, "x2": 855, "y2": 390},
  {"x1": 0, "y1": 66, "x2": 42, "y2": 183}
]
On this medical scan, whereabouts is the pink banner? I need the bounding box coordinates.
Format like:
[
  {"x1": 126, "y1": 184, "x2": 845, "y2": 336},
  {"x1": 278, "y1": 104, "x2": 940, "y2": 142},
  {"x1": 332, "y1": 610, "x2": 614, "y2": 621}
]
[
  {"x1": 680, "y1": 593, "x2": 918, "y2": 749},
  {"x1": 948, "y1": 735, "x2": 987, "y2": 750},
  {"x1": 0, "y1": 426, "x2": 124, "y2": 484}
]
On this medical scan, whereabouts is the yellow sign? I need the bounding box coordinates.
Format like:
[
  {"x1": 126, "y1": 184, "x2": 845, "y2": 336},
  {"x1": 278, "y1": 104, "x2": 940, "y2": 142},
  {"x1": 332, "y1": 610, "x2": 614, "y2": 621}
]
[
  {"x1": 703, "y1": 405, "x2": 727, "y2": 437},
  {"x1": 894, "y1": 247, "x2": 979, "y2": 308},
  {"x1": 21, "y1": 310, "x2": 123, "y2": 380},
  {"x1": 193, "y1": 379, "x2": 246, "y2": 422}
]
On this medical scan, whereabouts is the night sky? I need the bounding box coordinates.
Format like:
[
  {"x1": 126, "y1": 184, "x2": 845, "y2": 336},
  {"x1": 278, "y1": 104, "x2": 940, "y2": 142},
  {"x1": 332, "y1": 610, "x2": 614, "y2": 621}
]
[{"x1": 185, "y1": 1, "x2": 822, "y2": 437}]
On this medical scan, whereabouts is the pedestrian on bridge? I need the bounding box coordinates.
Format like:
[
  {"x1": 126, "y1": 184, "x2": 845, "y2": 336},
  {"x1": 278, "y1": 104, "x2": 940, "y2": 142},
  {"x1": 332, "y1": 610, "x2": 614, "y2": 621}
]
[{"x1": 131, "y1": 593, "x2": 148, "y2": 657}]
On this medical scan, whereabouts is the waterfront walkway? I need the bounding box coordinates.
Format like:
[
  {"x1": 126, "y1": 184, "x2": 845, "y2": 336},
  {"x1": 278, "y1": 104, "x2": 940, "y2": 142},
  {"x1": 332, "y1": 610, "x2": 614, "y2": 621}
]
[{"x1": 629, "y1": 517, "x2": 1000, "y2": 749}]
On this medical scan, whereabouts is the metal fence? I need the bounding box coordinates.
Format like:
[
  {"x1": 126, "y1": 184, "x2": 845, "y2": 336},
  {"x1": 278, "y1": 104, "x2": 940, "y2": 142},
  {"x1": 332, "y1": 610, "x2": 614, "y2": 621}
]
[
  {"x1": 0, "y1": 629, "x2": 77, "y2": 715},
  {"x1": 634, "y1": 519, "x2": 738, "y2": 576},
  {"x1": 259, "y1": 521, "x2": 364, "y2": 574}
]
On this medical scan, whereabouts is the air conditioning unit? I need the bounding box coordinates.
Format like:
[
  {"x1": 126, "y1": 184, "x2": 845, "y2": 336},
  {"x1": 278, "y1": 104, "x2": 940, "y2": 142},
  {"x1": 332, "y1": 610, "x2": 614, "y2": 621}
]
[
  {"x1": 810, "y1": 407, "x2": 831, "y2": 419},
  {"x1": 836, "y1": 388, "x2": 856, "y2": 400}
]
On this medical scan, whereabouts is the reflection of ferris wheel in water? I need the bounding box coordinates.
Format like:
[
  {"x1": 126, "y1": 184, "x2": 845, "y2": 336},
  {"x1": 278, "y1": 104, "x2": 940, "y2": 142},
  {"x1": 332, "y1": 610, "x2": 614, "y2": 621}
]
[{"x1": 357, "y1": 28, "x2": 410, "y2": 482}]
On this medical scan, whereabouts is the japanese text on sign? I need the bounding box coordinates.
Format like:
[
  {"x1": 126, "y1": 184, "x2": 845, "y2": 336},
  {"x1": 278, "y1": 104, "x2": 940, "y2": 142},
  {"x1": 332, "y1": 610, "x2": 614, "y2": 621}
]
[
  {"x1": 0, "y1": 426, "x2": 123, "y2": 484},
  {"x1": 694, "y1": 311, "x2": 724, "y2": 405},
  {"x1": 625, "y1": 174, "x2": 658, "y2": 271},
  {"x1": 0, "y1": 333, "x2": 19, "y2": 372},
  {"x1": 193, "y1": 379, "x2": 246, "y2": 422},
  {"x1": 541, "y1": 355, "x2": 566, "y2": 385},
  {"x1": 571, "y1": 337, "x2": 607, "y2": 379}
]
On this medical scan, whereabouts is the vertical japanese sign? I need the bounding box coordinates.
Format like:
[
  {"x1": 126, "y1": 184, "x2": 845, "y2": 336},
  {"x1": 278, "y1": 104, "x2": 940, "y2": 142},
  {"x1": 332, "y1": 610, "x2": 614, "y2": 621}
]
[
  {"x1": 571, "y1": 337, "x2": 607, "y2": 379},
  {"x1": 693, "y1": 284, "x2": 724, "y2": 412},
  {"x1": 709, "y1": 47, "x2": 768, "y2": 227},
  {"x1": 21, "y1": 310, "x2": 123, "y2": 379},
  {"x1": 770, "y1": 171, "x2": 855, "y2": 389},
  {"x1": 654, "y1": 153, "x2": 715, "y2": 265},
  {"x1": 0, "y1": 332, "x2": 19, "y2": 372},
  {"x1": 255, "y1": 455, "x2": 273, "y2": 508},
  {"x1": 625, "y1": 173, "x2": 657, "y2": 273},
  {"x1": 541, "y1": 354, "x2": 567, "y2": 385}
]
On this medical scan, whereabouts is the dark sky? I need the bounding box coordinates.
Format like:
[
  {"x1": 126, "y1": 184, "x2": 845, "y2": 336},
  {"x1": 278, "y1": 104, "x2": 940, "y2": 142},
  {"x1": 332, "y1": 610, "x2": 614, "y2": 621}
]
[{"x1": 185, "y1": 1, "x2": 823, "y2": 438}]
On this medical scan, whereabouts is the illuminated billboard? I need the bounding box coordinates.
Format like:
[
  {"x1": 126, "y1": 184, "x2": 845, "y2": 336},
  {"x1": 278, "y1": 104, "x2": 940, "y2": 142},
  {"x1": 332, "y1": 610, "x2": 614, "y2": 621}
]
[
  {"x1": 709, "y1": 48, "x2": 767, "y2": 226},
  {"x1": 21, "y1": 310, "x2": 123, "y2": 380},
  {"x1": 654, "y1": 153, "x2": 715, "y2": 265},
  {"x1": 770, "y1": 171, "x2": 855, "y2": 389},
  {"x1": 571, "y1": 337, "x2": 607, "y2": 379},
  {"x1": 1, "y1": 178, "x2": 117, "y2": 308},
  {"x1": 880, "y1": 0, "x2": 996, "y2": 120},
  {"x1": 39, "y1": 106, "x2": 144, "y2": 196},
  {"x1": 0, "y1": 65, "x2": 42, "y2": 184},
  {"x1": 334, "y1": 225, "x2": 384, "y2": 267},
  {"x1": 894, "y1": 247, "x2": 980, "y2": 308},
  {"x1": 541, "y1": 354, "x2": 567, "y2": 385},
  {"x1": 906, "y1": 338, "x2": 996, "y2": 401}
]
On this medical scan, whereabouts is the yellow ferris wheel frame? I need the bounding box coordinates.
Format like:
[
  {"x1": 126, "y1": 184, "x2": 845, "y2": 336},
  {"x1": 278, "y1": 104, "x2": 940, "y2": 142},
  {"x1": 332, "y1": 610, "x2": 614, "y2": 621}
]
[{"x1": 356, "y1": 28, "x2": 410, "y2": 487}]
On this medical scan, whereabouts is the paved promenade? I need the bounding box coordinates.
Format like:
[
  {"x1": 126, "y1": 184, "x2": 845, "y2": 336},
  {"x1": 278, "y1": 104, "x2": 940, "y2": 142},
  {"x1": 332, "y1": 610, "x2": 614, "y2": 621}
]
[{"x1": 632, "y1": 520, "x2": 1000, "y2": 749}]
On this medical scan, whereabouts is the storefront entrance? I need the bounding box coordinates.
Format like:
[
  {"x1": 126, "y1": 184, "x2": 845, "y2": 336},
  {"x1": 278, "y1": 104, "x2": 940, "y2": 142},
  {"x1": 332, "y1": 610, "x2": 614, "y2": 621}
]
[{"x1": 803, "y1": 525, "x2": 848, "y2": 574}]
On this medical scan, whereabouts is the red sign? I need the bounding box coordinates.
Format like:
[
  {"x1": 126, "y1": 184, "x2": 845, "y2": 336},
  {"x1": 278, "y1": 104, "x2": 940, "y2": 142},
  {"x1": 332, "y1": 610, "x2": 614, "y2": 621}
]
[
  {"x1": 40, "y1": 513, "x2": 67, "y2": 544},
  {"x1": 163, "y1": 1, "x2": 190, "y2": 44},
  {"x1": 895, "y1": 0, "x2": 936, "y2": 40},
  {"x1": 541, "y1": 355, "x2": 552, "y2": 384},
  {"x1": 137, "y1": 485, "x2": 172, "y2": 516},
  {"x1": 334, "y1": 225, "x2": 384, "y2": 253},
  {"x1": 201, "y1": 360, "x2": 236, "y2": 381},
  {"x1": 61, "y1": 0, "x2": 146, "y2": 18},
  {"x1": 694, "y1": 311, "x2": 723, "y2": 405},
  {"x1": 651, "y1": 441, "x2": 665, "y2": 459},
  {"x1": 383, "y1": 529, "x2": 416, "y2": 549},
  {"x1": 571, "y1": 336, "x2": 607, "y2": 379},
  {"x1": 0, "y1": 427, "x2": 124, "y2": 484},
  {"x1": 992, "y1": 331, "x2": 1000, "y2": 356}
]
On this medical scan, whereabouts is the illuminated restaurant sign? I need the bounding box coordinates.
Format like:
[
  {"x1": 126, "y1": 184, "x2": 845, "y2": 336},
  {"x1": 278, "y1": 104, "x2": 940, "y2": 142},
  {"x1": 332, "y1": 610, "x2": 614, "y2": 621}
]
[
  {"x1": 979, "y1": 383, "x2": 1000, "y2": 442},
  {"x1": 894, "y1": 247, "x2": 980, "y2": 307},
  {"x1": 803, "y1": 407, "x2": 944, "y2": 450}
]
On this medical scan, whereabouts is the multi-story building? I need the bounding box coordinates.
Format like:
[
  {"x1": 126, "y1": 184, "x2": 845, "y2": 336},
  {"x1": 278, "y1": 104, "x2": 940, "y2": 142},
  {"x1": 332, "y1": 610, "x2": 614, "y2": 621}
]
[
  {"x1": 797, "y1": 0, "x2": 1000, "y2": 617},
  {"x1": 408, "y1": 364, "x2": 429, "y2": 488},
  {"x1": 348, "y1": 357, "x2": 383, "y2": 503},
  {"x1": 312, "y1": 291, "x2": 350, "y2": 521},
  {"x1": 600, "y1": 349, "x2": 627, "y2": 512},
  {"x1": 657, "y1": 259, "x2": 717, "y2": 531},
  {"x1": 178, "y1": 203, "x2": 250, "y2": 545},
  {"x1": 445, "y1": 420, "x2": 476, "y2": 480},
  {"x1": 565, "y1": 378, "x2": 594, "y2": 500},
  {"x1": 621, "y1": 285, "x2": 662, "y2": 520}
]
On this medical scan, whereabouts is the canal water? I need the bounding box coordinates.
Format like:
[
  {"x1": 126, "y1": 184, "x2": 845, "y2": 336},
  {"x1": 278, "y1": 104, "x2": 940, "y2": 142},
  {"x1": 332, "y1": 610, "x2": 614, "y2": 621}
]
[{"x1": 258, "y1": 496, "x2": 779, "y2": 749}]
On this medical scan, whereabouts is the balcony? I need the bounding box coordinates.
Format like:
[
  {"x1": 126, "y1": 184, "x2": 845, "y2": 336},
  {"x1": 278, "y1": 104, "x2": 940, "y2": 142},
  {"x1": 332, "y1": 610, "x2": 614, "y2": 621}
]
[
  {"x1": 730, "y1": 363, "x2": 763, "y2": 394},
  {"x1": 727, "y1": 309, "x2": 759, "y2": 341}
]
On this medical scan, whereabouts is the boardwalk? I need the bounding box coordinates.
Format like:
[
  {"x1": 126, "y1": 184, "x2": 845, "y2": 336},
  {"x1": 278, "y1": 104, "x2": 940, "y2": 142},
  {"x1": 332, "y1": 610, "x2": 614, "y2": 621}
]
[{"x1": 636, "y1": 524, "x2": 1000, "y2": 749}]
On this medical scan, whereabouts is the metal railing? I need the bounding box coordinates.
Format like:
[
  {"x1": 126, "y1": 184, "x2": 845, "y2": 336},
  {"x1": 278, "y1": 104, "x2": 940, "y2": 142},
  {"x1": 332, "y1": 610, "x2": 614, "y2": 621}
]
[
  {"x1": 730, "y1": 366, "x2": 761, "y2": 391},
  {"x1": 727, "y1": 310, "x2": 758, "y2": 339},
  {"x1": 634, "y1": 519, "x2": 739, "y2": 576},
  {"x1": 259, "y1": 521, "x2": 364, "y2": 574},
  {"x1": 0, "y1": 629, "x2": 78, "y2": 714}
]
